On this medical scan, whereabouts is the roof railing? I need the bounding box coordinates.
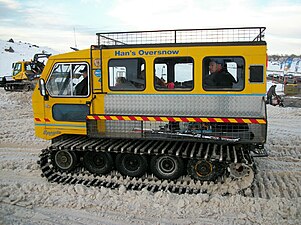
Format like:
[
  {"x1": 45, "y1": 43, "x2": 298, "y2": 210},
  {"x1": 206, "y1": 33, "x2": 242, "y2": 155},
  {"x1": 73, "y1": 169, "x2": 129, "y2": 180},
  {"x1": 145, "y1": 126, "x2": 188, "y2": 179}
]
[{"x1": 96, "y1": 27, "x2": 266, "y2": 46}]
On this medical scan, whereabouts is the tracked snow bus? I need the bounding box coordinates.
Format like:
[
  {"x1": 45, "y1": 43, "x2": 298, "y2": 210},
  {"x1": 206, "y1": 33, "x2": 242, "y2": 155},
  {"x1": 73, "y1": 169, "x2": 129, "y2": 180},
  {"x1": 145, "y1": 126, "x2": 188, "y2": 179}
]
[{"x1": 33, "y1": 27, "x2": 268, "y2": 193}]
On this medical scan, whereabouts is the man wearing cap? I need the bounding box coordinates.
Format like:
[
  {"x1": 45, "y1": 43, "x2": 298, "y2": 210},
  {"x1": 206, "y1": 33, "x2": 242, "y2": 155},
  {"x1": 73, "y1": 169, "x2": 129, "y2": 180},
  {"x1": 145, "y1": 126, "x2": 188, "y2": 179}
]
[
  {"x1": 75, "y1": 67, "x2": 88, "y2": 95},
  {"x1": 205, "y1": 59, "x2": 237, "y2": 88}
]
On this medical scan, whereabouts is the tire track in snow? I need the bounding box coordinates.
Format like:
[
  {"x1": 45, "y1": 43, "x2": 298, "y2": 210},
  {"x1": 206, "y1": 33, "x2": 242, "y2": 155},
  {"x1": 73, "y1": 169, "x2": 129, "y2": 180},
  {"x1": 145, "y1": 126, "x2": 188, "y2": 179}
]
[{"x1": 252, "y1": 171, "x2": 301, "y2": 199}]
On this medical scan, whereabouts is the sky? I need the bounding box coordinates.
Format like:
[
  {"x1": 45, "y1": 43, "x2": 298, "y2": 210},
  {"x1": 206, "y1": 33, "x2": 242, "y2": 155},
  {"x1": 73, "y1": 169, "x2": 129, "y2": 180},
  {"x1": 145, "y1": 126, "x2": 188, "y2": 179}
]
[{"x1": 0, "y1": 0, "x2": 300, "y2": 55}]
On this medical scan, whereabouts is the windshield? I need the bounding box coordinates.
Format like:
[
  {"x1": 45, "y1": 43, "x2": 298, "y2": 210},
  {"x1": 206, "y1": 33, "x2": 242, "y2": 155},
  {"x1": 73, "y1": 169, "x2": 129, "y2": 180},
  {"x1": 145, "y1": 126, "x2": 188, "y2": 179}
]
[{"x1": 13, "y1": 63, "x2": 22, "y2": 76}]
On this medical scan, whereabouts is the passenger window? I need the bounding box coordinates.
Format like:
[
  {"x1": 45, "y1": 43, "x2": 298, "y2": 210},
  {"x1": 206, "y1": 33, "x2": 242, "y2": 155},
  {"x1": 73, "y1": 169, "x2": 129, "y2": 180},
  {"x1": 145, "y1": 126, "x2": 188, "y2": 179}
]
[
  {"x1": 46, "y1": 63, "x2": 89, "y2": 97},
  {"x1": 109, "y1": 58, "x2": 145, "y2": 91},
  {"x1": 203, "y1": 57, "x2": 244, "y2": 91},
  {"x1": 154, "y1": 57, "x2": 193, "y2": 90}
]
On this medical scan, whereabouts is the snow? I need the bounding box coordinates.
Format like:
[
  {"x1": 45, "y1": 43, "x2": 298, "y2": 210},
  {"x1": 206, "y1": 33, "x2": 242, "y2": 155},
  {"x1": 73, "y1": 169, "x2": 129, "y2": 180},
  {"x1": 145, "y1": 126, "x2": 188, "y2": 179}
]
[
  {"x1": 0, "y1": 39, "x2": 59, "y2": 77},
  {"x1": 0, "y1": 89, "x2": 300, "y2": 224}
]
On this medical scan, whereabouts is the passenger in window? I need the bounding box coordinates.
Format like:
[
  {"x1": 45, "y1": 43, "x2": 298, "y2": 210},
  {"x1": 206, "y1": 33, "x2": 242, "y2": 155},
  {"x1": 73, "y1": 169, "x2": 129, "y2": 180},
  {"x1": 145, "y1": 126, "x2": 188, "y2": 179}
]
[
  {"x1": 115, "y1": 77, "x2": 127, "y2": 86},
  {"x1": 155, "y1": 76, "x2": 165, "y2": 87},
  {"x1": 166, "y1": 82, "x2": 175, "y2": 89},
  {"x1": 155, "y1": 76, "x2": 174, "y2": 89},
  {"x1": 205, "y1": 59, "x2": 237, "y2": 88},
  {"x1": 75, "y1": 67, "x2": 88, "y2": 95},
  {"x1": 115, "y1": 76, "x2": 136, "y2": 89}
]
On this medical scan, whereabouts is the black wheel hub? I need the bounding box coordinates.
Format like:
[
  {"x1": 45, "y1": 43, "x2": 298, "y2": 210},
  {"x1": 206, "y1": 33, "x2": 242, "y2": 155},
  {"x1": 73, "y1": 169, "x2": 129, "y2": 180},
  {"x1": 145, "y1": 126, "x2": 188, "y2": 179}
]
[
  {"x1": 83, "y1": 152, "x2": 113, "y2": 175},
  {"x1": 54, "y1": 150, "x2": 77, "y2": 171},
  {"x1": 158, "y1": 157, "x2": 176, "y2": 174},
  {"x1": 116, "y1": 153, "x2": 148, "y2": 177},
  {"x1": 195, "y1": 161, "x2": 212, "y2": 176},
  {"x1": 93, "y1": 155, "x2": 106, "y2": 168},
  {"x1": 151, "y1": 155, "x2": 184, "y2": 180},
  {"x1": 188, "y1": 160, "x2": 219, "y2": 181},
  {"x1": 123, "y1": 155, "x2": 140, "y2": 171}
]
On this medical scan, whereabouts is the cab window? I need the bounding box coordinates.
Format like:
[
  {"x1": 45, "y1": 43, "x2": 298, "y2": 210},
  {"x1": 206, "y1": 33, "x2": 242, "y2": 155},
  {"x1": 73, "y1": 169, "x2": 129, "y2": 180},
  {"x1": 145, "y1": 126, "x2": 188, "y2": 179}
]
[
  {"x1": 25, "y1": 63, "x2": 32, "y2": 72},
  {"x1": 12, "y1": 63, "x2": 22, "y2": 76},
  {"x1": 154, "y1": 57, "x2": 193, "y2": 90},
  {"x1": 203, "y1": 57, "x2": 244, "y2": 91},
  {"x1": 46, "y1": 63, "x2": 89, "y2": 97},
  {"x1": 109, "y1": 58, "x2": 145, "y2": 91}
]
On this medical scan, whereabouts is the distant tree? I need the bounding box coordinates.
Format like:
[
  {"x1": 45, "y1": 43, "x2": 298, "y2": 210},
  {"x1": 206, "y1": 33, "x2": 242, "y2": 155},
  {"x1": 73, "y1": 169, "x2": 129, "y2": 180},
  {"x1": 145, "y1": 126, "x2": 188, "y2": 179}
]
[
  {"x1": 268, "y1": 54, "x2": 301, "y2": 61},
  {"x1": 8, "y1": 38, "x2": 14, "y2": 43}
]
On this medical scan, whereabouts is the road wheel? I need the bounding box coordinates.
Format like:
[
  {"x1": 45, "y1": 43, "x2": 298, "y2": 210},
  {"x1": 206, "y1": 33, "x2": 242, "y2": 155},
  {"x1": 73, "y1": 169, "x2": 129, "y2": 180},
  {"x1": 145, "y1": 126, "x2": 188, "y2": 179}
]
[
  {"x1": 116, "y1": 153, "x2": 147, "y2": 177},
  {"x1": 53, "y1": 150, "x2": 77, "y2": 172},
  {"x1": 188, "y1": 160, "x2": 217, "y2": 181},
  {"x1": 83, "y1": 151, "x2": 113, "y2": 175},
  {"x1": 25, "y1": 84, "x2": 31, "y2": 91},
  {"x1": 151, "y1": 155, "x2": 184, "y2": 180}
]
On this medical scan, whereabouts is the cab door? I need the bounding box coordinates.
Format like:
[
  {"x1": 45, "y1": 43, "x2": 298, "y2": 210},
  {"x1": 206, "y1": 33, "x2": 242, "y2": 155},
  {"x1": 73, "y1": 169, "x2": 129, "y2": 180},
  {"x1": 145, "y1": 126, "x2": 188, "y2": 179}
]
[{"x1": 43, "y1": 62, "x2": 92, "y2": 136}]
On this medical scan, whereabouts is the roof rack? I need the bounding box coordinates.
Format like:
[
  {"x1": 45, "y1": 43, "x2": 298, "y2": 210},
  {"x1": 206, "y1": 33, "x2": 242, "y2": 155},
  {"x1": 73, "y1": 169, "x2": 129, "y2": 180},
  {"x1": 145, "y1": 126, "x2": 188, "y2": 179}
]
[{"x1": 96, "y1": 27, "x2": 266, "y2": 46}]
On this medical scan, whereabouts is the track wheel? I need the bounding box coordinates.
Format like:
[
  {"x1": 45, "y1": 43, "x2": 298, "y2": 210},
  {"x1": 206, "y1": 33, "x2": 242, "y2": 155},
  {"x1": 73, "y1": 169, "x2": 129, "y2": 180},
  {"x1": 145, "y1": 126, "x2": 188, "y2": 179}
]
[
  {"x1": 188, "y1": 160, "x2": 217, "y2": 181},
  {"x1": 228, "y1": 163, "x2": 251, "y2": 178},
  {"x1": 83, "y1": 152, "x2": 113, "y2": 175},
  {"x1": 53, "y1": 150, "x2": 78, "y2": 172},
  {"x1": 151, "y1": 155, "x2": 184, "y2": 180},
  {"x1": 116, "y1": 153, "x2": 147, "y2": 177}
]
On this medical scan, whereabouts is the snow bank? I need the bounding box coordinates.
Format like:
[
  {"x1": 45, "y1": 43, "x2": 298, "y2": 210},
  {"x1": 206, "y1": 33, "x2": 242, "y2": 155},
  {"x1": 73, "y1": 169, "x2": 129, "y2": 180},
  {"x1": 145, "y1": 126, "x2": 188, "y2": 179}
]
[
  {"x1": 0, "y1": 39, "x2": 59, "y2": 77},
  {"x1": 0, "y1": 88, "x2": 300, "y2": 225}
]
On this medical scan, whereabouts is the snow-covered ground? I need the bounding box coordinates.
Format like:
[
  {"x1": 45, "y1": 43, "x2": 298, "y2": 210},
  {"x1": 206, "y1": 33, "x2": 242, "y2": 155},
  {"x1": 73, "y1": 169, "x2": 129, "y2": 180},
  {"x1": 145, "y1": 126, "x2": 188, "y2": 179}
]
[
  {"x1": 0, "y1": 39, "x2": 59, "y2": 77},
  {"x1": 0, "y1": 89, "x2": 300, "y2": 225}
]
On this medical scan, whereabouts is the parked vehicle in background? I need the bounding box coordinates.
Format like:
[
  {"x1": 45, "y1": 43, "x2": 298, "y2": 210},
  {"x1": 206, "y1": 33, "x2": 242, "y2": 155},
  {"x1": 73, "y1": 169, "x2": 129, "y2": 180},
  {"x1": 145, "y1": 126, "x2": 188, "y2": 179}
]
[{"x1": 0, "y1": 53, "x2": 51, "y2": 91}]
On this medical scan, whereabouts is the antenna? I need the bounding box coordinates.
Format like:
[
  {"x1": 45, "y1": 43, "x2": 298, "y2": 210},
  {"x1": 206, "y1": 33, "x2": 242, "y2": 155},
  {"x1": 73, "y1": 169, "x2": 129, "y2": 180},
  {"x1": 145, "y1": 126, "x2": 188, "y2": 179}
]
[{"x1": 73, "y1": 27, "x2": 77, "y2": 48}]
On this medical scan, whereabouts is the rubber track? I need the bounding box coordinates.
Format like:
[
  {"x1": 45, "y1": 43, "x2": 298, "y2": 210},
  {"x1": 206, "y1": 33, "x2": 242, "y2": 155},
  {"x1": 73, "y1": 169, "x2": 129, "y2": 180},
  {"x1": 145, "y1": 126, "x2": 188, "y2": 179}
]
[{"x1": 38, "y1": 136, "x2": 256, "y2": 195}]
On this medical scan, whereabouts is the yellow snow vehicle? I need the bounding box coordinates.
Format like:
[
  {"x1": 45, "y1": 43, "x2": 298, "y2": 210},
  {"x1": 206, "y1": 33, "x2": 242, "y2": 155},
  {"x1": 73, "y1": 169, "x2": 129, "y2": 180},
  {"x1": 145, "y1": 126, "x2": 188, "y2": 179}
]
[
  {"x1": 0, "y1": 53, "x2": 51, "y2": 91},
  {"x1": 33, "y1": 27, "x2": 268, "y2": 194}
]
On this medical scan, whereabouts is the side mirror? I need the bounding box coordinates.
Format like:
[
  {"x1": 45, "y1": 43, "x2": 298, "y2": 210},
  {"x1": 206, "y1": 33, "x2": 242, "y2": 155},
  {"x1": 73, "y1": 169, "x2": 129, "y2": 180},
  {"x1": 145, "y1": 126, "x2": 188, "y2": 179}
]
[{"x1": 39, "y1": 78, "x2": 48, "y2": 100}]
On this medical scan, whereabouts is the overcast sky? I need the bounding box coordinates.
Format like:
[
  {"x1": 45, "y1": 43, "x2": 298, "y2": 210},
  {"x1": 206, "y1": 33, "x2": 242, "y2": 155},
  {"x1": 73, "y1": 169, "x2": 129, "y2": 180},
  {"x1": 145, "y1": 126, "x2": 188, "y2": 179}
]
[{"x1": 0, "y1": 0, "x2": 300, "y2": 55}]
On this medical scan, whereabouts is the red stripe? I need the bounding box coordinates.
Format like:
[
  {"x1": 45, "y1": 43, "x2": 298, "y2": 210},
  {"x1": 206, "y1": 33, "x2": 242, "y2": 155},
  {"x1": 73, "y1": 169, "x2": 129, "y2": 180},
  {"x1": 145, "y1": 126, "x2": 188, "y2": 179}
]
[
  {"x1": 167, "y1": 117, "x2": 175, "y2": 122},
  {"x1": 181, "y1": 118, "x2": 189, "y2": 122},
  {"x1": 249, "y1": 119, "x2": 259, "y2": 124},
  {"x1": 85, "y1": 115, "x2": 264, "y2": 124},
  {"x1": 154, "y1": 117, "x2": 162, "y2": 121},
  {"x1": 44, "y1": 118, "x2": 50, "y2": 122},
  {"x1": 35, "y1": 118, "x2": 41, "y2": 122},
  {"x1": 194, "y1": 118, "x2": 202, "y2": 122},
  {"x1": 236, "y1": 118, "x2": 244, "y2": 123},
  {"x1": 116, "y1": 116, "x2": 124, "y2": 120},
  {"x1": 141, "y1": 116, "x2": 149, "y2": 121},
  {"x1": 221, "y1": 118, "x2": 230, "y2": 123},
  {"x1": 105, "y1": 115, "x2": 112, "y2": 120},
  {"x1": 208, "y1": 118, "x2": 216, "y2": 123}
]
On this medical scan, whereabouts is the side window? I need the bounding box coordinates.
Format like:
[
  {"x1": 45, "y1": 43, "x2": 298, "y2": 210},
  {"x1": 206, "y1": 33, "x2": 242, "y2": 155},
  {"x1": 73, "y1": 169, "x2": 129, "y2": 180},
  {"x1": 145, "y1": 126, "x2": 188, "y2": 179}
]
[
  {"x1": 46, "y1": 63, "x2": 89, "y2": 97},
  {"x1": 249, "y1": 65, "x2": 264, "y2": 83},
  {"x1": 154, "y1": 57, "x2": 193, "y2": 90},
  {"x1": 203, "y1": 57, "x2": 244, "y2": 91},
  {"x1": 109, "y1": 58, "x2": 145, "y2": 91},
  {"x1": 25, "y1": 63, "x2": 32, "y2": 72}
]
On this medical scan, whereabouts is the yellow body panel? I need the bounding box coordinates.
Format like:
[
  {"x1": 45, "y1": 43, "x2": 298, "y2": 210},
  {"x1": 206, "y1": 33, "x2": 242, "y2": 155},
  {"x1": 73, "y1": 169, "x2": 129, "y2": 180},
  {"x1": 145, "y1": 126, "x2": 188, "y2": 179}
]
[
  {"x1": 33, "y1": 50, "x2": 93, "y2": 140},
  {"x1": 33, "y1": 42, "x2": 267, "y2": 141},
  {"x1": 100, "y1": 45, "x2": 267, "y2": 96}
]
